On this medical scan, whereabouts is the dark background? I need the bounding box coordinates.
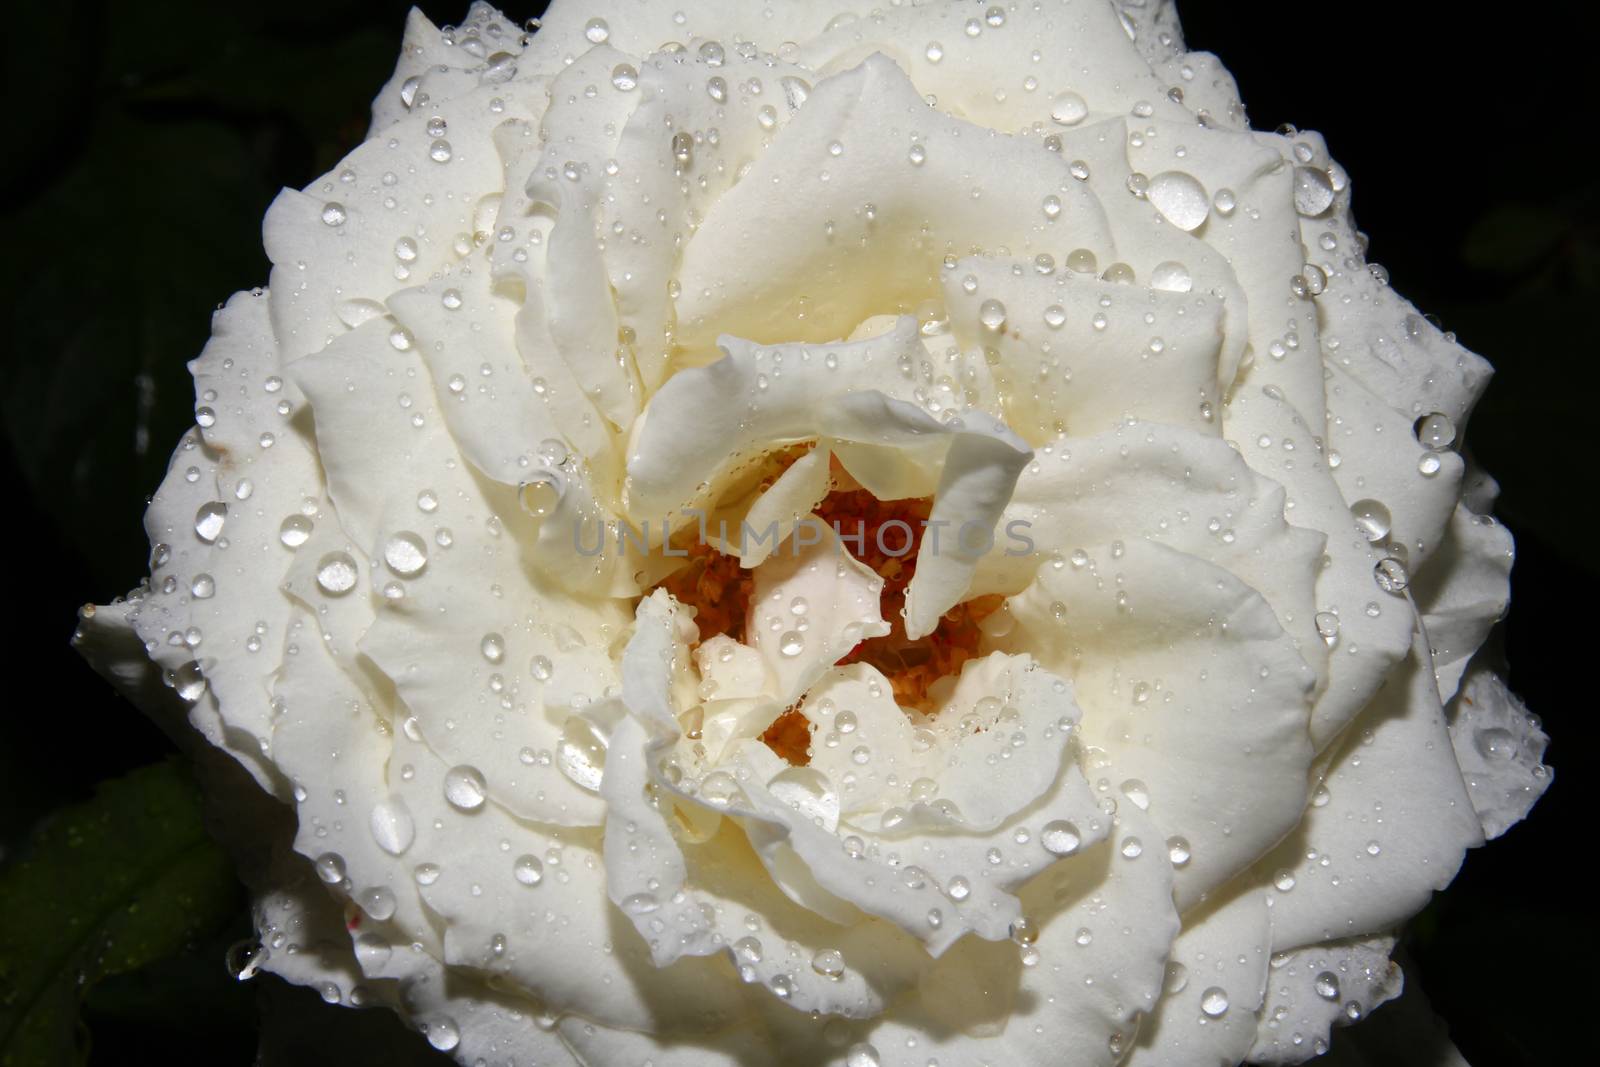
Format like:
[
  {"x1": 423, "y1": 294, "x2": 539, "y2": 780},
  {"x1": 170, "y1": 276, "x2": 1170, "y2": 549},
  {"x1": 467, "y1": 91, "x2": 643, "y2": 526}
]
[{"x1": 1, "y1": 1, "x2": 1592, "y2": 1063}]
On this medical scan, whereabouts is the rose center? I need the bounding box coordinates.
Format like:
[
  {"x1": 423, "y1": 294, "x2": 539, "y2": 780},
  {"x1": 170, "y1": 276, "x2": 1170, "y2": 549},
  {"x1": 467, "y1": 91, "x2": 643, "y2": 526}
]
[{"x1": 649, "y1": 449, "x2": 1001, "y2": 764}]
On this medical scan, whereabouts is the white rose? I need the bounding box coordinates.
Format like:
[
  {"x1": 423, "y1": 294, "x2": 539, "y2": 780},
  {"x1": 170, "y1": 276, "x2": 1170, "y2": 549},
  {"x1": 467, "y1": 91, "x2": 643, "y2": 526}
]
[{"x1": 75, "y1": 2, "x2": 1553, "y2": 1064}]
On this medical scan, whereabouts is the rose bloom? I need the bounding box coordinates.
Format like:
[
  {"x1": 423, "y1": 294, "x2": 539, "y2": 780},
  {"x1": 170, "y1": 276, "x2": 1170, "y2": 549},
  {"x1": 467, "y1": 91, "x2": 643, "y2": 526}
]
[{"x1": 76, "y1": 2, "x2": 1552, "y2": 1065}]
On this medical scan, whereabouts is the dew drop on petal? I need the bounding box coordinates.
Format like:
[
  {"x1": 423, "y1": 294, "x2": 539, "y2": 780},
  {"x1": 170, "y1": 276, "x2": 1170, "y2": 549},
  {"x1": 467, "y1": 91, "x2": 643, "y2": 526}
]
[
  {"x1": 316, "y1": 552, "x2": 359, "y2": 595},
  {"x1": 369, "y1": 797, "x2": 415, "y2": 855},
  {"x1": 1041, "y1": 820, "x2": 1081, "y2": 855},
  {"x1": 194, "y1": 502, "x2": 227, "y2": 543},
  {"x1": 1146, "y1": 171, "x2": 1210, "y2": 231},
  {"x1": 1293, "y1": 166, "x2": 1335, "y2": 216},
  {"x1": 383, "y1": 531, "x2": 428, "y2": 577},
  {"x1": 1049, "y1": 90, "x2": 1088, "y2": 125},
  {"x1": 443, "y1": 765, "x2": 487, "y2": 811},
  {"x1": 1349, "y1": 499, "x2": 1392, "y2": 542},
  {"x1": 1373, "y1": 557, "x2": 1409, "y2": 594},
  {"x1": 513, "y1": 854, "x2": 545, "y2": 886},
  {"x1": 279, "y1": 514, "x2": 313, "y2": 548}
]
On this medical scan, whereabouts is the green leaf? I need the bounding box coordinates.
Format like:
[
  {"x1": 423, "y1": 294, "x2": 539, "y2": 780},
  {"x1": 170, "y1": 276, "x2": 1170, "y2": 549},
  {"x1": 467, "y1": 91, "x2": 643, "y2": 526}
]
[{"x1": 0, "y1": 761, "x2": 243, "y2": 1067}]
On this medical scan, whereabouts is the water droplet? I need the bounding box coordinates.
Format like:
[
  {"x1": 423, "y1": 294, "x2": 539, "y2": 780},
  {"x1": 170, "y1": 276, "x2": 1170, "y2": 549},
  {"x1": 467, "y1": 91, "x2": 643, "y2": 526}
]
[
  {"x1": 194, "y1": 502, "x2": 227, "y2": 543},
  {"x1": 1146, "y1": 171, "x2": 1210, "y2": 231},
  {"x1": 1373, "y1": 557, "x2": 1409, "y2": 594},
  {"x1": 557, "y1": 717, "x2": 608, "y2": 791},
  {"x1": 845, "y1": 1043, "x2": 881, "y2": 1067},
  {"x1": 429, "y1": 139, "x2": 452, "y2": 163},
  {"x1": 1414, "y1": 412, "x2": 1456, "y2": 449},
  {"x1": 1167, "y1": 836, "x2": 1192, "y2": 866},
  {"x1": 1149, "y1": 260, "x2": 1193, "y2": 293},
  {"x1": 480, "y1": 632, "x2": 505, "y2": 663},
  {"x1": 811, "y1": 948, "x2": 845, "y2": 979},
  {"x1": 316, "y1": 552, "x2": 359, "y2": 595},
  {"x1": 924, "y1": 41, "x2": 944, "y2": 63},
  {"x1": 1349, "y1": 499, "x2": 1392, "y2": 542},
  {"x1": 671, "y1": 131, "x2": 694, "y2": 169},
  {"x1": 443, "y1": 765, "x2": 487, "y2": 811},
  {"x1": 1293, "y1": 166, "x2": 1335, "y2": 216},
  {"x1": 1314, "y1": 971, "x2": 1341, "y2": 1000},
  {"x1": 174, "y1": 661, "x2": 207, "y2": 701},
  {"x1": 611, "y1": 63, "x2": 638, "y2": 91},
  {"x1": 584, "y1": 17, "x2": 610, "y2": 43},
  {"x1": 1315, "y1": 611, "x2": 1341, "y2": 645},
  {"x1": 425, "y1": 1017, "x2": 460, "y2": 1052},
  {"x1": 1201, "y1": 987, "x2": 1230, "y2": 1017},
  {"x1": 779, "y1": 631, "x2": 805, "y2": 657},
  {"x1": 1039, "y1": 819, "x2": 1082, "y2": 856},
  {"x1": 357, "y1": 886, "x2": 397, "y2": 921},
  {"x1": 369, "y1": 798, "x2": 415, "y2": 855},
  {"x1": 1050, "y1": 91, "x2": 1089, "y2": 125},
  {"x1": 314, "y1": 852, "x2": 347, "y2": 884},
  {"x1": 513, "y1": 854, "x2": 544, "y2": 886},
  {"x1": 190, "y1": 574, "x2": 215, "y2": 599},
  {"x1": 320, "y1": 202, "x2": 348, "y2": 227},
  {"x1": 279, "y1": 514, "x2": 313, "y2": 548},
  {"x1": 979, "y1": 299, "x2": 1007, "y2": 331},
  {"x1": 354, "y1": 932, "x2": 391, "y2": 969},
  {"x1": 383, "y1": 532, "x2": 428, "y2": 577}
]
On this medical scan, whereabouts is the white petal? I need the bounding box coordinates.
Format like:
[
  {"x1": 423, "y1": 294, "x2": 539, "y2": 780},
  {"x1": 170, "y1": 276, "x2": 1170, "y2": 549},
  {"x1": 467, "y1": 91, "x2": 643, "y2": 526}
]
[
  {"x1": 1414, "y1": 502, "x2": 1514, "y2": 701},
  {"x1": 1125, "y1": 892, "x2": 1272, "y2": 1067},
  {"x1": 746, "y1": 518, "x2": 890, "y2": 711},
  {"x1": 1005, "y1": 537, "x2": 1316, "y2": 908},
  {"x1": 673, "y1": 55, "x2": 1114, "y2": 349},
  {"x1": 1446, "y1": 669, "x2": 1552, "y2": 840},
  {"x1": 292, "y1": 317, "x2": 622, "y2": 826},
  {"x1": 940, "y1": 256, "x2": 1225, "y2": 442},
  {"x1": 1248, "y1": 937, "x2": 1403, "y2": 1066},
  {"x1": 1249, "y1": 635, "x2": 1484, "y2": 951}
]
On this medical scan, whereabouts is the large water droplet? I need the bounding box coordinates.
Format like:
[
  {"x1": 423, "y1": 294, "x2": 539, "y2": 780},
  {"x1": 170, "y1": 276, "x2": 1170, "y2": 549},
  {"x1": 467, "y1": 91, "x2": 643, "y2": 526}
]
[
  {"x1": 1200, "y1": 986, "x2": 1230, "y2": 1017},
  {"x1": 424, "y1": 1017, "x2": 460, "y2": 1052},
  {"x1": 1146, "y1": 171, "x2": 1210, "y2": 231},
  {"x1": 1149, "y1": 261, "x2": 1193, "y2": 293},
  {"x1": 279, "y1": 514, "x2": 313, "y2": 548},
  {"x1": 513, "y1": 853, "x2": 545, "y2": 886},
  {"x1": 369, "y1": 797, "x2": 415, "y2": 855},
  {"x1": 1414, "y1": 412, "x2": 1456, "y2": 450},
  {"x1": 1049, "y1": 90, "x2": 1088, "y2": 125},
  {"x1": 316, "y1": 552, "x2": 359, "y2": 595},
  {"x1": 1293, "y1": 166, "x2": 1335, "y2": 216},
  {"x1": 1373, "y1": 557, "x2": 1409, "y2": 594},
  {"x1": 1040, "y1": 819, "x2": 1081, "y2": 855},
  {"x1": 1349, "y1": 499, "x2": 1392, "y2": 542},
  {"x1": 383, "y1": 532, "x2": 428, "y2": 577},
  {"x1": 845, "y1": 1043, "x2": 881, "y2": 1067},
  {"x1": 443, "y1": 765, "x2": 487, "y2": 811},
  {"x1": 557, "y1": 716, "x2": 608, "y2": 791},
  {"x1": 194, "y1": 502, "x2": 227, "y2": 543}
]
